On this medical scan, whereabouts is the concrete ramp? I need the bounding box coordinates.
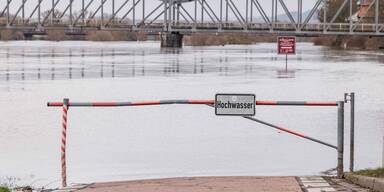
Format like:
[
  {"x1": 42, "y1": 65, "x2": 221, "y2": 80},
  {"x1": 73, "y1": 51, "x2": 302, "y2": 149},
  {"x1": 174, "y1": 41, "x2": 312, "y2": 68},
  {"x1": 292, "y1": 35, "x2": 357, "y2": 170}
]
[{"x1": 76, "y1": 176, "x2": 302, "y2": 192}]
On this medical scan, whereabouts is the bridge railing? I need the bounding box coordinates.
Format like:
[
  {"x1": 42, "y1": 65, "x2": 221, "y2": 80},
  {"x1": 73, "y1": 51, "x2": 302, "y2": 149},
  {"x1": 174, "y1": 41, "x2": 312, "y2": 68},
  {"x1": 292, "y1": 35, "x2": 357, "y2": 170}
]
[{"x1": 1, "y1": 17, "x2": 383, "y2": 35}]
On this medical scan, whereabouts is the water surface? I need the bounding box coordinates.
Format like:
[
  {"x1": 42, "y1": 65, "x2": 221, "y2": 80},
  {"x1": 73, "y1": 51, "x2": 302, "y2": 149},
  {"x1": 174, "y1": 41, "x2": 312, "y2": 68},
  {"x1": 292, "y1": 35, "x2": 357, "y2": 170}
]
[{"x1": 0, "y1": 41, "x2": 383, "y2": 188}]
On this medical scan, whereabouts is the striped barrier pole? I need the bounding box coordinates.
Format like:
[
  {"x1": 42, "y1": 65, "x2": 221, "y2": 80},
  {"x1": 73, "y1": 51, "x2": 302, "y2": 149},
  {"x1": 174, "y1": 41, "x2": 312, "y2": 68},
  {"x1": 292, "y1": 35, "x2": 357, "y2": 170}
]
[
  {"x1": 61, "y1": 98, "x2": 69, "y2": 188},
  {"x1": 47, "y1": 100, "x2": 338, "y2": 107},
  {"x1": 242, "y1": 115, "x2": 337, "y2": 149}
]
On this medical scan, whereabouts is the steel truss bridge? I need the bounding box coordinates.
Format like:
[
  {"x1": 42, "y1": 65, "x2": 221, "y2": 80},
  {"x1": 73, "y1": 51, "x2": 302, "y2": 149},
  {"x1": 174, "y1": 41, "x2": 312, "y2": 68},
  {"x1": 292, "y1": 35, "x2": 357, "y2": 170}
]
[{"x1": 1, "y1": 0, "x2": 384, "y2": 36}]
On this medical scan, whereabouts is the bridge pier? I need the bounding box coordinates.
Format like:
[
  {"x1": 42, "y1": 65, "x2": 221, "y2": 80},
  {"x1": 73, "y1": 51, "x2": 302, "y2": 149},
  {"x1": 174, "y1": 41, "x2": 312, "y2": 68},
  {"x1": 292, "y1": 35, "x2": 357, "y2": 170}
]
[{"x1": 160, "y1": 32, "x2": 183, "y2": 48}]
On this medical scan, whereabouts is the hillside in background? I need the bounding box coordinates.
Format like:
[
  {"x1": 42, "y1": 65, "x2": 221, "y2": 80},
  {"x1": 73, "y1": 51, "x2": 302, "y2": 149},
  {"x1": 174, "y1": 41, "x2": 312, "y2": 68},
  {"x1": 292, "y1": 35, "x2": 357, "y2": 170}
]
[{"x1": 253, "y1": 10, "x2": 319, "y2": 23}]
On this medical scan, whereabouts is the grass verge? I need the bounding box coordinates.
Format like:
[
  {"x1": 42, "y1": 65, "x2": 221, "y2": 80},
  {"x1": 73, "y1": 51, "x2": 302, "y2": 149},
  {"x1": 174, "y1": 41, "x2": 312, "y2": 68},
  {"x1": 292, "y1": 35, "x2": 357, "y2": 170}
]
[
  {"x1": 354, "y1": 167, "x2": 384, "y2": 178},
  {"x1": 0, "y1": 186, "x2": 10, "y2": 192}
]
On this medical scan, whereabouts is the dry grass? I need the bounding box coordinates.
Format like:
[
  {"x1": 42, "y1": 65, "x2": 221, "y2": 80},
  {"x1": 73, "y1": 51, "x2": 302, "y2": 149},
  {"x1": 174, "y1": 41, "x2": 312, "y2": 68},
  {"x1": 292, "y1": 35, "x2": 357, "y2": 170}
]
[
  {"x1": 184, "y1": 33, "x2": 277, "y2": 46},
  {"x1": 46, "y1": 30, "x2": 67, "y2": 41},
  {"x1": 312, "y1": 36, "x2": 384, "y2": 49},
  {"x1": 0, "y1": 17, "x2": 7, "y2": 25},
  {"x1": 111, "y1": 31, "x2": 137, "y2": 41},
  {"x1": 136, "y1": 31, "x2": 148, "y2": 41},
  {"x1": 87, "y1": 30, "x2": 139, "y2": 41},
  {"x1": 87, "y1": 31, "x2": 114, "y2": 41},
  {"x1": 0, "y1": 30, "x2": 13, "y2": 41},
  {"x1": 0, "y1": 29, "x2": 25, "y2": 40},
  {"x1": 13, "y1": 31, "x2": 24, "y2": 40},
  {"x1": 355, "y1": 167, "x2": 384, "y2": 178}
]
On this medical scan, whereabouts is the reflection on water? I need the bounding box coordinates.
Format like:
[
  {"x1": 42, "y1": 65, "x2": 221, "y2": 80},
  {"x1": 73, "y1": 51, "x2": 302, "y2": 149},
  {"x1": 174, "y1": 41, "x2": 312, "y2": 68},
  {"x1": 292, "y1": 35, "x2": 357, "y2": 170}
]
[
  {"x1": 1, "y1": 42, "x2": 383, "y2": 87},
  {"x1": 1, "y1": 48, "x2": 255, "y2": 82},
  {"x1": 3, "y1": 41, "x2": 370, "y2": 85},
  {"x1": 276, "y1": 69, "x2": 296, "y2": 78}
]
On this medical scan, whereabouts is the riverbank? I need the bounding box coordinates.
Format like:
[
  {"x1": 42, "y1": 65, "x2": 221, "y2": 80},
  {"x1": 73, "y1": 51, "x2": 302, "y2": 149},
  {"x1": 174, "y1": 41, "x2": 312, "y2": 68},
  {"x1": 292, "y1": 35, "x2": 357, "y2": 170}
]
[
  {"x1": 0, "y1": 29, "x2": 147, "y2": 41},
  {"x1": 2, "y1": 28, "x2": 383, "y2": 50},
  {"x1": 313, "y1": 36, "x2": 384, "y2": 50}
]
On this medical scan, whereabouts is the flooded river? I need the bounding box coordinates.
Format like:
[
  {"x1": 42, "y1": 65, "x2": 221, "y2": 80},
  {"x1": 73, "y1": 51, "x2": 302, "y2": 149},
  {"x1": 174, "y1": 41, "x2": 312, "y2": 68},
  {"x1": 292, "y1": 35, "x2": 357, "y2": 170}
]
[{"x1": 0, "y1": 41, "x2": 383, "y2": 188}]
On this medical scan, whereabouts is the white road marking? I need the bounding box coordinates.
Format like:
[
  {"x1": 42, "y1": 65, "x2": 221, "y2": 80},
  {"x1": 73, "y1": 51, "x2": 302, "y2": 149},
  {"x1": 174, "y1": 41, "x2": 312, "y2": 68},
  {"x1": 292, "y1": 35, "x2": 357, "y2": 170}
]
[{"x1": 299, "y1": 176, "x2": 336, "y2": 192}]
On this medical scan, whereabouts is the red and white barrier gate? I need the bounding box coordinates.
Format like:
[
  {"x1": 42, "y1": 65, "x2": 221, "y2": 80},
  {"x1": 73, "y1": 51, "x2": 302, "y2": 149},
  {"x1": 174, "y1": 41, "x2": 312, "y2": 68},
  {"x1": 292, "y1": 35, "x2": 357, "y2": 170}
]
[{"x1": 48, "y1": 98, "x2": 346, "y2": 188}]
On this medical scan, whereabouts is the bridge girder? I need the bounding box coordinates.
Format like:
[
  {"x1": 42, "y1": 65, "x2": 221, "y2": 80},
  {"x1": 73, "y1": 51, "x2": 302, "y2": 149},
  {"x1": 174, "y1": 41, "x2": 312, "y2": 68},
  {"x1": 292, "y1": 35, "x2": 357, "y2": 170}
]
[{"x1": 0, "y1": 0, "x2": 383, "y2": 36}]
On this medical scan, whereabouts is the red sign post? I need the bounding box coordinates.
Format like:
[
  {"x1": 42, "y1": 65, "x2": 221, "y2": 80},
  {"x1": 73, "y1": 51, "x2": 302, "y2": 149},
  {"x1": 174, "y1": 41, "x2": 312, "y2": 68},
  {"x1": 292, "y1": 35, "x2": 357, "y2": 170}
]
[{"x1": 277, "y1": 36, "x2": 296, "y2": 71}]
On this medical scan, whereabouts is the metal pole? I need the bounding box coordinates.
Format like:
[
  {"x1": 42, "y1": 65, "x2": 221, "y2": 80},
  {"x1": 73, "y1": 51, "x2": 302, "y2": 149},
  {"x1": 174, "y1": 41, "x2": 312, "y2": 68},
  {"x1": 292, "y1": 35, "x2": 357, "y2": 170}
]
[
  {"x1": 133, "y1": 0, "x2": 136, "y2": 26},
  {"x1": 70, "y1": 0, "x2": 73, "y2": 26},
  {"x1": 52, "y1": 0, "x2": 54, "y2": 25},
  {"x1": 337, "y1": 101, "x2": 345, "y2": 178},
  {"x1": 323, "y1": 0, "x2": 327, "y2": 32},
  {"x1": 142, "y1": 0, "x2": 145, "y2": 23},
  {"x1": 177, "y1": 3, "x2": 180, "y2": 23},
  {"x1": 349, "y1": 0, "x2": 353, "y2": 32},
  {"x1": 220, "y1": 0, "x2": 223, "y2": 29},
  {"x1": 82, "y1": 0, "x2": 85, "y2": 24},
  {"x1": 285, "y1": 54, "x2": 288, "y2": 71},
  {"x1": 38, "y1": 0, "x2": 41, "y2": 25},
  {"x1": 101, "y1": 0, "x2": 104, "y2": 27},
  {"x1": 246, "y1": 0, "x2": 249, "y2": 23},
  {"x1": 48, "y1": 100, "x2": 339, "y2": 107},
  {"x1": 271, "y1": 0, "x2": 275, "y2": 30},
  {"x1": 22, "y1": 0, "x2": 25, "y2": 24},
  {"x1": 350, "y1": 92, "x2": 355, "y2": 172},
  {"x1": 164, "y1": 0, "x2": 168, "y2": 30},
  {"x1": 112, "y1": 0, "x2": 115, "y2": 17},
  {"x1": 382, "y1": 136, "x2": 384, "y2": 167},
  {"x1": 250, "y1": 0, "x2": 253, "y2": 22},
  {"x1": 173, "y1": 2, "x2": 176, "y2": 23},
  {"x1": 242, "y1": 116, "x2": 337, "y2": 149},
  {"x1": 345, "y1": 92, "x2": 355, "y2": 172},
  {"x1": 274, "y1": 0, "x2": 278, "y2": 23},
  {"x1": 375, "y1": 0, "x2": 379, "y2": 32},
  {"x1": 61, "y1": 98, "x2": 69, "y2": 188},
  {"x1": 194, "y1": 0, "x2": 197, "y2": 28},
  {"x1": 201, "y1": 0, "x2": 204, "y2": 23},
  {"x1": 298, "y1": 0, "x2": 302, "y2": 29},
  {"x1": 6, "y1": 0, "x2": 9, "y2": 25},
  {"x1": 225, "y1": 0, "x2": 228, "y2": 23},
  {"x1": 169, "y1": 0, "x2": 172, "y2": 28}
]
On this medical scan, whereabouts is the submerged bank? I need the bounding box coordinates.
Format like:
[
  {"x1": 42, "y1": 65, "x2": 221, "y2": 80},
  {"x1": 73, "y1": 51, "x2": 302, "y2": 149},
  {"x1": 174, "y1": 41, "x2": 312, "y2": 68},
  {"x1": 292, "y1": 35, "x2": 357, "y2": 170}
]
[
  {"x1": 313, "y1": 36, "x2": 384, "y2": 50},
  {"x1": 1, "y1": 28, "x2": 383, "y2": 50}
]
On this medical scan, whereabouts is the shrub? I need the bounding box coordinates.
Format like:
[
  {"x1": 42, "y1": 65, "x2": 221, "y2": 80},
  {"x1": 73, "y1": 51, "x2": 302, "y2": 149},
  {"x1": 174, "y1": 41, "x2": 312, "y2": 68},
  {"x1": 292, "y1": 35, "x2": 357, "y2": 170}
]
[
  {"x1": 46, "y1": 30, "x2": 67, "y2": 41},
  {"x1": 87, "y1": 31, "x2": 114, "y2": 41},
  {"x1": 0, "y1": 186, "x2": 10, "y2": 192},
  {"x1": 110, "y1": 31, "x2": 137, "y2": 41},
  {"x1": 0, "y1": 30, "x2": 13, "y2": 41},
  {"x1": 184, "y1": 33, "x2": 276, "y2": 46}
]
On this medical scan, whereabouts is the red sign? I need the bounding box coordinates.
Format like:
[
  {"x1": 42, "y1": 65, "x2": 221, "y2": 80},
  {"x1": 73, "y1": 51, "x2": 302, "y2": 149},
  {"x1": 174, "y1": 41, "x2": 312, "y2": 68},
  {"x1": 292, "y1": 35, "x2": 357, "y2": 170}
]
[{"x1": 278, "y1": 36, "x2": 296, "y2": 55}]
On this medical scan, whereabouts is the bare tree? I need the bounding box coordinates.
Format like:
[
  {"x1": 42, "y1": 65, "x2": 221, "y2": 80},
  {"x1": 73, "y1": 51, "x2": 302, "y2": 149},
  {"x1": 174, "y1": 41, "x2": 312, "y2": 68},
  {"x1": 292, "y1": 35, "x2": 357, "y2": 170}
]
[
  {"x1": 318, "y1": 0, "x2": 384, "y2": 23},
  {"x1": 318, "y1": 0, "x2": 358, "y2": 23}
]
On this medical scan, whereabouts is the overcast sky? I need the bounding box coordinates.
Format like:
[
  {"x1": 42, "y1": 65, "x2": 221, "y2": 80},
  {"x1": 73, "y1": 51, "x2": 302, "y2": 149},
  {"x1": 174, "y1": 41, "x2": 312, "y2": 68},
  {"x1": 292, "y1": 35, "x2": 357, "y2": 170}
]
[{"x1": 6, "y1": 0, "x2": 320, "y2": 20}]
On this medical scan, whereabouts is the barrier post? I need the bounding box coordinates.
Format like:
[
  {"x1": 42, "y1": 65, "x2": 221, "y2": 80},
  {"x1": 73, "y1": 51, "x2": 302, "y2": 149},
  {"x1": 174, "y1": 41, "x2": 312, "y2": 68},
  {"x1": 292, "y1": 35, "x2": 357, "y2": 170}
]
[
  {"x1": 345, "y1": 92, "x2": 355, "y2": 172},
  {"x1": 382, "y1": 136, "x2": 384, "y2": 167},
  {"x1": 350, "y1": 93, "x2": 355, "y2": 172},
  {"x1": 337, "y1": 101, "x2": 345, "y2": 178},
  {"x1": 61, "y1": 98, "x2": 69, "y2": 188}
]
